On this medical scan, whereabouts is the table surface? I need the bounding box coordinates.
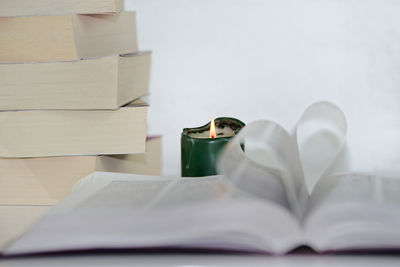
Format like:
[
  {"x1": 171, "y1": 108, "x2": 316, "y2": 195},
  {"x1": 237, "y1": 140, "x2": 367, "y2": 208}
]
[{"x1": 2, "y1": 253, "x2": 400, "y2": 266}]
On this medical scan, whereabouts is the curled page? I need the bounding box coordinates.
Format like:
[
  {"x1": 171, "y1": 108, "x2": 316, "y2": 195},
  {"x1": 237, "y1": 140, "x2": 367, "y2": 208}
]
[
  {"x1": 295, "y1": 101, "x2": 347, "y2": 193},
  {"x1": 218, "y1": 101, "x2": 347, "y2": 219}
]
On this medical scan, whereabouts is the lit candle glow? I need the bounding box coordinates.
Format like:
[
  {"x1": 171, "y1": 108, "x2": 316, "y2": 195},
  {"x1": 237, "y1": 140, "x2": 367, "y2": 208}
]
[{"x1": 210, "y1": 118, "x2": 216, "y2": 138}]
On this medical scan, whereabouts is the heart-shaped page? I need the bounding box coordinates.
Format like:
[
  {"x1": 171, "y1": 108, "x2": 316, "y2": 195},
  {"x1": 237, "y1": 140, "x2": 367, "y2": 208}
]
[{"x1": 218, "y1": 101, "x2": 347, "y2": 218}]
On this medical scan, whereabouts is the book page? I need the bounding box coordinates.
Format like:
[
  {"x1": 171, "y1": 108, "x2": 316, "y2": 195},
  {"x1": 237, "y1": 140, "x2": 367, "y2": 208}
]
[
  {"x1": 305, "y1": 174, "x2": 400, "y2": 251},
  {"x1": 218, "y1": 102, "x2": 347, "y2": 219},
  {"x1": 148, "y1": 177, "x2": 230, "y2": 207},
  {"x1": 218, "y1": 120, "x2": 302, "y2": 216},
  {"x1": 5, "y1": 172, "x2": 302, "y2": 255}
]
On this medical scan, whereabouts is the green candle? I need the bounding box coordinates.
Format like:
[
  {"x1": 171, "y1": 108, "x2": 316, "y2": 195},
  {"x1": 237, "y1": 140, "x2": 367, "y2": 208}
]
[{"x1": 181, "y1": 117, "x2": 245, "y2": 177}]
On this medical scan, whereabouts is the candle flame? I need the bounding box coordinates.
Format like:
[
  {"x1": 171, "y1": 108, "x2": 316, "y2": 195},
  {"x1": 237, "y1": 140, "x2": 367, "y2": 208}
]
[{"x1": 210, "y1": 118, "x2": 216, "y2": 138}]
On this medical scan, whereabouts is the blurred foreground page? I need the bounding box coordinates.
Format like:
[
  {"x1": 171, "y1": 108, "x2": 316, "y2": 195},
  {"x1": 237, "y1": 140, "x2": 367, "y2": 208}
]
[{"x1": 4, "y1": 172, "x2": 302, "y2": 255}]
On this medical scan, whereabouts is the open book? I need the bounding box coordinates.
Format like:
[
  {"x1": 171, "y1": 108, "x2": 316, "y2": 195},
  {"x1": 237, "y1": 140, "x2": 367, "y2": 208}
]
[{"x1": 4, "y1": 102, "x2": 400, "y2": 255}]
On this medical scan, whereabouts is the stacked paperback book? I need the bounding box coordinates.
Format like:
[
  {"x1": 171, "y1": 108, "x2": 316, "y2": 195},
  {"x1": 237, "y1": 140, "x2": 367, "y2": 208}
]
[{"x1": 0, "y1": 0, "x2": 161, "y2": 250}]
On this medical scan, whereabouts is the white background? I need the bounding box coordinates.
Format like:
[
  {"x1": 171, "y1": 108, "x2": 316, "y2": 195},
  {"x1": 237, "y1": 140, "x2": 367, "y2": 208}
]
[{"x1": 125, "y1": 0, "x2": 400, "y2": 177}]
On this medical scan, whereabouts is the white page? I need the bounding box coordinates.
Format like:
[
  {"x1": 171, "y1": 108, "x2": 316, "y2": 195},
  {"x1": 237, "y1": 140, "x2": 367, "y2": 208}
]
[
  {"x1": 305, "y1": 174, "x2": 400, "y2": 251},
  {"x1": 5, "y1": 172, "x2": 302, "y2": 255},
  {"x1": 218, "y1": 120, "x2": 300, "y2": 216},
  {"x1": 218, "y1": 101, "x2": 347, "y2": 219},
  {"x1": 149, "y1": 176, "x2": 230, "y2": 207},
  {"x1": 53, "y1": 172, "x2": 174, "y2": 214}
]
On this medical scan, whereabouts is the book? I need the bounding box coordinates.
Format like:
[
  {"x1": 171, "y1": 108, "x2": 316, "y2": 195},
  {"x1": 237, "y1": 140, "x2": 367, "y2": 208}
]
[
  {"x1": 96, "y1": 136, "x2": 162, "y2": 176},
  {"x1": 6, "y1": 171, "x2": 400, "y2": 256},
  {"x1": 4, "y1": 102, "x2": 400, "y2": 256},
  {"x1": 0, "y1": 52, "x2": 151, "y2": 110},
  {"x1": 0, "y1": 11, "x2": 137, "y2": 63},
  {"x1": 0, "y1": 206, "x2": 50, "y2": 252},
  {"x1": 0, "y1": 100, "x2": 148, "y2": 158},
  {"x1": 0, "y1": 0, "x2": 123, "y2": 17},
  {"x1": 0, "y1": 136, "x2": 162, "y2": 205}
]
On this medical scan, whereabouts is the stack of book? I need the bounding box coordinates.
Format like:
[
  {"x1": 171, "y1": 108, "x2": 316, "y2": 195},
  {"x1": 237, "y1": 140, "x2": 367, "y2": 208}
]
[{"x1": 0, "y1": 0, "x2": 161, "y2": 249}]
